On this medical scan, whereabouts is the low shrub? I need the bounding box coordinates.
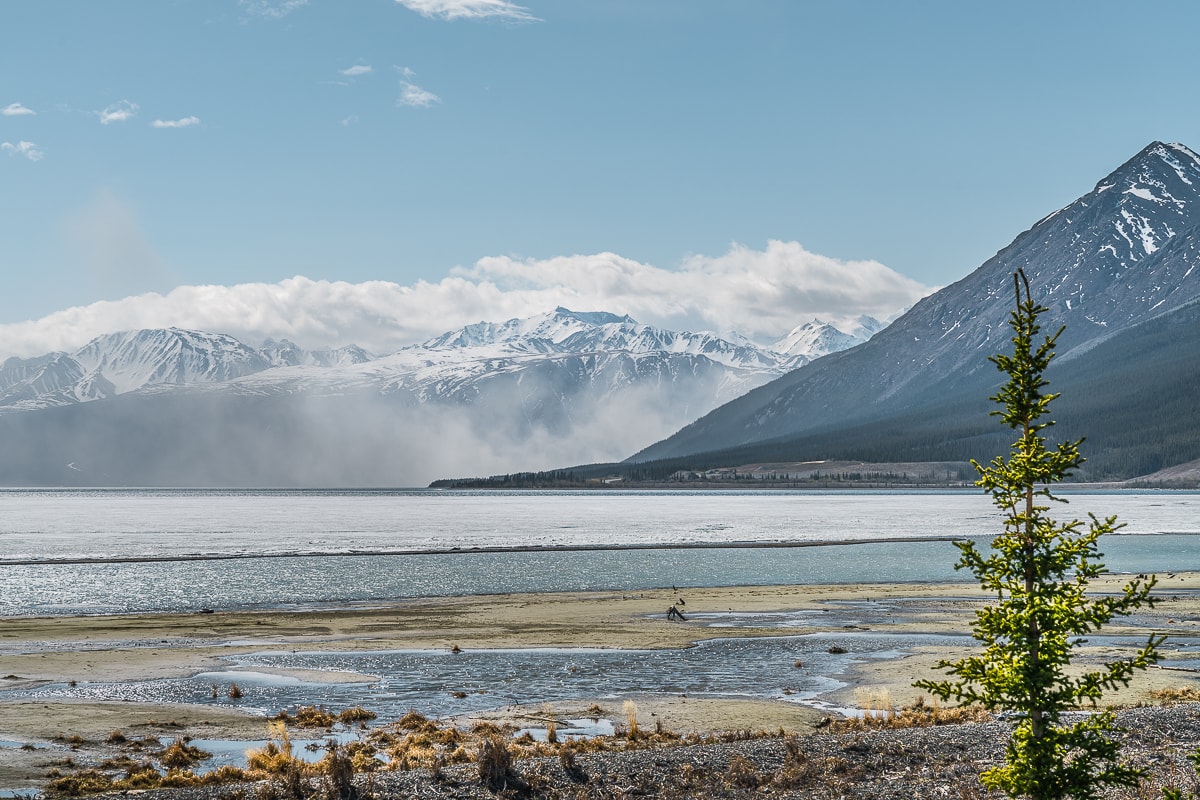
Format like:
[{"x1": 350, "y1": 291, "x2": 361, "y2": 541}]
[{"x1": 476, "y1": 735, "x2": 516, "y2": 791}]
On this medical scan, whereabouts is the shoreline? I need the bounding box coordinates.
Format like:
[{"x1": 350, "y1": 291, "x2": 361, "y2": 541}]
[
  {"x1": 3, "y1": 577, "x2": 1200, "y2": 790},
  {"x1": 5, "y1": 526, "x2": 1193, "y2": 568},
  {"x1": 0, "y1": 535, "x2": 971, "y2": 568}
]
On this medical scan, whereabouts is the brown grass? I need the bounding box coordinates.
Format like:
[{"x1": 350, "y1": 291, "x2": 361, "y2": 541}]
[
  {"x1": 159, "y1": 736, "x2": 212, "y2": 769},
  {"x1": 622, "y1": 700, "x2": 641, "y2": 739},
  {"x1": 725, "y1": 754, "x2": 761, "y2": 789},
  {"x1": 246, "y1": 722, "x2": 307, "y2": 775},
  {"x1": 337, "y1": 706, "x2": 378, "y2": 725},
  {"x1": 1149, "y1": 687, "x2": 1200, "y2": 705},
  {"x1": 476, "y1": 735, "x2": 516, "y2": 790},
  {"x1": 828, "y1": 694, "x2": 992, "y2": 732},
  {"x1": 39, "y1": 699, "x2": 878, "y2": 796},
  {"x1": 272, "y1": 705, "x2": 337, "y2": 729}
]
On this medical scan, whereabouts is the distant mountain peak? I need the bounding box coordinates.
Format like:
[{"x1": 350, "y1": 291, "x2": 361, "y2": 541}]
[
  {"x1": 551, "y1": 307, "x2": 636, "y2": 326},
  {"x1": 981, "y1": 140, "x2": 1200, "y2": 344},
  {"x1": 1087, "y1": 140, "x2": 1200, "y2": 210},
  {"x1": 771, "y1": 316, "x2": 883, "y2": 360}
]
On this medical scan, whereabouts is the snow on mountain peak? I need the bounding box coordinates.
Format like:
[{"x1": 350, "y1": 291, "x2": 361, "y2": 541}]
[
  {"x1": 551, "y1": 307, "x2": 635, "y2": 326},
  {"x1": 771, "y1": 316, "x2": 883, "y2": 359},
  {"x1": 71, "y1": 328, "x2": 271, "y2": 394},
  {"x1": 0, "y1": 307, "x2": 880, "y2": 420},
  {"x1": 1021, "y1": 140, "x2": 1200, "y2": 296}
]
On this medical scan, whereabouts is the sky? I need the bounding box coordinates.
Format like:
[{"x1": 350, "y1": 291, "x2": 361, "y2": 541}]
[{"x1": 3, "y1": 0, "x2": 1200, "y2": 359}]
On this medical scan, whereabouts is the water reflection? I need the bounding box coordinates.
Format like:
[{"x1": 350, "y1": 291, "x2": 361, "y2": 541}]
[{"x1": 22, "y1": 632, "x2": 966, "y2": 721}]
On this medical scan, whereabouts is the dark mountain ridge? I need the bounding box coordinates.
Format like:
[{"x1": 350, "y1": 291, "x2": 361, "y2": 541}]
[{"x1": 629, "y1": 141, "x2": 1200, "y2": 481}]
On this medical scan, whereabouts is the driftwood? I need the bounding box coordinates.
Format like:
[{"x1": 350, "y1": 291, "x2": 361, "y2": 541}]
[{"x1": 666, "y1": 605, "x2": 688, "y2": 621}]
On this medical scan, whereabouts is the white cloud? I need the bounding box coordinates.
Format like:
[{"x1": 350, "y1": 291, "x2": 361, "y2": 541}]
[
  {"x1": 240, "y1": 0, "x2": 309, "y2": 19},
  {"x1": 395, "y1": 0, "x2": 538, "y2": 22},
  {"x1": 340, "y1": 65, "x2": 373, "y2": 77},
  {"x1": 2, "y1": 102, "x2": 35, "y2": 116},
  {"x1": 98, "y1": 100, "x2": 139, "y2": 125},
  {"x1": 0, "y1": 242, "x2": 933, "y2": 359},
  {"x1": 459, "y1": 241, "x2": 932, "y2": 340},
  {"x1": 340, "y1": 115, "x2": 359, "y2": 127},
  {"x1": 2, "y1": 140, "x2": 44, "y2": 161},
  {"x1": 397, "y1": 71, "x2": 441, "y2": 108},
  {"x1": 151, "y1": 116, "x2": 201, "y2": 129}
]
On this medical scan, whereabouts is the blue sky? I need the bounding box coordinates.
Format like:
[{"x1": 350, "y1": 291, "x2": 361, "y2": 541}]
[{"x1": 3, "y1": 0, "x2": 1199, "y2": 357}]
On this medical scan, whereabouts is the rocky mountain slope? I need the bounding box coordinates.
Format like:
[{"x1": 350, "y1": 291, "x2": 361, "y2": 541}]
[{"x1": 631, "y1": 141, "x2": 1200, "y2": 481}]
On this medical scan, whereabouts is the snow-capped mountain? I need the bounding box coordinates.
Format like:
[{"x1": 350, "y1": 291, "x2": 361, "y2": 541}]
[
  {"x1": 72, "y1": 329, "x2": 272, "y2": 395},
  {"x1": 0, "y1": 308, "x2": 879, "y2": 415},
  {"x1": 415, "y1": 307, "x2": 806, "y2": 371},
  {"x1": 633, "y1": 141, "x2": 1200, "y2": 480},
  {"x1": 772, "y1": 316, "x2": 884, "y2": 360},
  {"x1": 0, "y1": 308, "x2": 882, "y2": 486},
  {"x1": 0, "y1": 329, "x2": 271, "y2": 410},
  {"x1": 259, "y1": 338, "x2": 374, "y2": 368}
]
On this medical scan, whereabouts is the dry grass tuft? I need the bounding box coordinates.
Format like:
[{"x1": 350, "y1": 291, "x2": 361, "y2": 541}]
[
  {"x1": 829, "y1": 694, "x2": 991, "y2": 732},
  {"x1": 1149, "y1": 687, "x2": 1200, "y2": 705},
  {"x1": 469, "y1": 719, "x2": 513, "y2": 737},
  {"x1": 273, "y1": 705, "x2": 338, "y2": 729},
  {"x1": 476, "y1": 735, "x2": 517, "y2": 791},
  {"x1": 337, "y1": 706, "x2": 377, "y2": 725},
  {"x1": 725, "y1": 754, "x2": 761, "y2": 789},
  {"x1": 395, "y1": 710, "x2": 437, "y2": 731},
  {"x1": 159, "y1": 736, "x2": 212, "y2": 770},
  {"x1": 246, "y1": 721, "x2": 307, "y2": 775},
  {"x1": 623, "y1": 700, "x2": 641, "y2": 739},
  {"x1": 542, "y1": 704, "x2": 559, "y2": 744}
]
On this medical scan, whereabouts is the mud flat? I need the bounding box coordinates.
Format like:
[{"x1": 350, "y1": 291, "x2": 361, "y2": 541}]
[{"x1": 3, "y1": 575, "x2": 1199, "y2": 789}]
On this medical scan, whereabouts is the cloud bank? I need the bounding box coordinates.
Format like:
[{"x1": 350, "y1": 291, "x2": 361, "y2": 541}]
[{"x1": 0, "y1": 242, "x2": 932, "y2": 360}]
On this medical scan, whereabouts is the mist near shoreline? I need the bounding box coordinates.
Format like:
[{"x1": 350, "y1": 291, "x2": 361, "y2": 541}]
[{"x1": 0, "y1": 362, "x2": 740, "y2": 487}]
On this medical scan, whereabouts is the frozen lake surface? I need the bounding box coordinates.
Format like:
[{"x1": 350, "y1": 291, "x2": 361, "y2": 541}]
[{"x1": 2, "y1": 488, "x2": 1199, "y2": 615}]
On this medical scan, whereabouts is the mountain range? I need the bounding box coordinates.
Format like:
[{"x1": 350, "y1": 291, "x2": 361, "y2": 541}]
[
  {"x1": 626, "y1": 141, "x2": 1200, "y2": 483},
  {"x1": 6, "y1": 140, "x2": 1197, "y2": 487},
  {"x1": 0, "y1": 309, "x2": 879, "y2": 486}
]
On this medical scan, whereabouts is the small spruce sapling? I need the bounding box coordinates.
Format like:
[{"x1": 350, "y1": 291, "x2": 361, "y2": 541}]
[{"x1": 914, "y1": 270, "x2": 1164, "y2": 800}]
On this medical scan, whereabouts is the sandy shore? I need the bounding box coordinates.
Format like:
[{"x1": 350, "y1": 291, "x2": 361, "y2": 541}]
[{"x1": 3, "y1": 575, "x2": 1200, "y2": 788}]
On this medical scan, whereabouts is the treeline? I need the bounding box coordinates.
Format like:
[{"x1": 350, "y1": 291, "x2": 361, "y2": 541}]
[{"x1": 430, "y1": 470, "x2": 590, "y2": 489}]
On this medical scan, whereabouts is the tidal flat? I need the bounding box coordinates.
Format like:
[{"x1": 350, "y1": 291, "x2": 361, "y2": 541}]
[{"x1": 4, "y1": 576, "x2": 1200, "y2": 791}]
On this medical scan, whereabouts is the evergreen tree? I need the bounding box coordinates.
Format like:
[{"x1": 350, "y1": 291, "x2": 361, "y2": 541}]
[{"x1": 915, "y1": 271, "x2": 1164, "y2": 800}]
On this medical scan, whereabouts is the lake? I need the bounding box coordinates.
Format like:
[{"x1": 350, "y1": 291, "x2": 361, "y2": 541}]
[{"x1": 2, "y1": 488, "x2": 1199, "y2": 616}]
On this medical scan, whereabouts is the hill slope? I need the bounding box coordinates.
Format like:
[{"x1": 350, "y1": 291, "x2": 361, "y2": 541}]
[{"x1": 630, "y1": 141, "x2": 1200, "y2": 480}]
